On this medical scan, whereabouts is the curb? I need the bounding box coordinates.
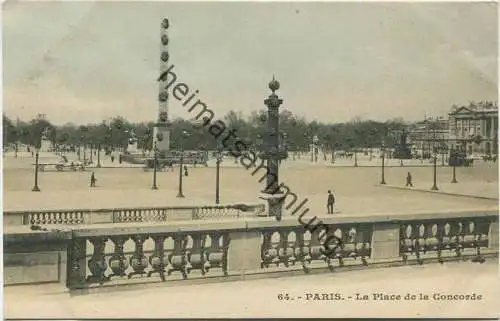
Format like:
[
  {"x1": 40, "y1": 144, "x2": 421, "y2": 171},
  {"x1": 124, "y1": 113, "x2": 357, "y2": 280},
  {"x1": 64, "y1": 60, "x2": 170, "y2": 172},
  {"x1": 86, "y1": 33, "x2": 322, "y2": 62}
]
[{"x1": 378, "y1": 184, "x2": 499, "y2": 201}]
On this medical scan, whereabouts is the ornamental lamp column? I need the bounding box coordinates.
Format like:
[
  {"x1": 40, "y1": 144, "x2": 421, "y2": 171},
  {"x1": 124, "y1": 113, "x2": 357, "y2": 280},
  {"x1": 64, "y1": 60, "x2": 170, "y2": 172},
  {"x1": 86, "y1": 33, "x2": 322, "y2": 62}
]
[
  {"x1": 451, "y1": 145, "x2": 458, "y2": 184},
  {"x1": 258, "y1": 76, "x2": 287, "y2": 221},
  {"x1": 177, "y1": 130, "x2": 189, "y2": 198},
  {"x1": 215, "y1": 143, "x2": 223, "y2": 204},
  {"x1": 431, "y1": 126, "x2": 439, "y2": 191},
  {"x1": 380, "y1": 140, "x2": 386, "y2": 185},
  {"x1": 152, "y1": 132, "x2": 164, "y2": 190}
]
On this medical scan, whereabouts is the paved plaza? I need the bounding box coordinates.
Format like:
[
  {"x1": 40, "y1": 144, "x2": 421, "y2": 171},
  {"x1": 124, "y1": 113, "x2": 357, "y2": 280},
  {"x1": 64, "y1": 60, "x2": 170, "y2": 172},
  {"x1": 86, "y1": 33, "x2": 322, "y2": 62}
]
[
  {"x1": 4, "y1": 260, "x2": 499, "y2": 319},
  {"x1": 3, "y1": 152, "x2": 498, "y2": 214}
]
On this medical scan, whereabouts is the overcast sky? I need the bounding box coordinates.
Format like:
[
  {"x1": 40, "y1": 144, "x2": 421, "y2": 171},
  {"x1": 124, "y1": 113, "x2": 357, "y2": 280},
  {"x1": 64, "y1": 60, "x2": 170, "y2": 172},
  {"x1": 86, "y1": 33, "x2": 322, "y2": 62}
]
[{"x1": 2, "y1": 1, "x2": 498, "y2": 125}]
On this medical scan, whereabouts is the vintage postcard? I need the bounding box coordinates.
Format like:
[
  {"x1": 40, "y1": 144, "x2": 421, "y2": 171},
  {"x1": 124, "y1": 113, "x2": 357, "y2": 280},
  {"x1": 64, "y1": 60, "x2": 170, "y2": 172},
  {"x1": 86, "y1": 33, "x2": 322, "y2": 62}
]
[{"x1": 2, "y1": 0, "x2": 499, "y2": 319}]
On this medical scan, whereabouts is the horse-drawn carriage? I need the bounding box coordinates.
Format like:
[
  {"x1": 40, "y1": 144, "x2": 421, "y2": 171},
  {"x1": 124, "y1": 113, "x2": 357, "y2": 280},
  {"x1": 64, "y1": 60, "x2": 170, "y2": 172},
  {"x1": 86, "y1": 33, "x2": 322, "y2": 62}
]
[
  {"x1": 142, "y1": 150, "x2": 208, "y2": 170},
  {"x1": 449, "y1": 150, "x2": 474, "y2": 167}
]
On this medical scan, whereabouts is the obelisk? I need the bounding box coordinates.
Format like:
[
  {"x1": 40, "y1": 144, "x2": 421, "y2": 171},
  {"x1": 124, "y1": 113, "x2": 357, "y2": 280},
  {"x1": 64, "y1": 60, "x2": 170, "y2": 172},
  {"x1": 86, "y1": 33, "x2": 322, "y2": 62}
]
[{"x1": 154, "y1": 18, "x2": 171, "y2": 155}]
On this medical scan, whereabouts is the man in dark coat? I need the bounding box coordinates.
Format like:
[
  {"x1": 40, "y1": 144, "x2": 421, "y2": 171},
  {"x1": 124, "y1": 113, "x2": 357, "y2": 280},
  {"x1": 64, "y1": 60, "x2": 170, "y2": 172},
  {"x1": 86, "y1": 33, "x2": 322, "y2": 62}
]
[{"x1": 327, "y1": 190, "x2": 335, "y2": 214}]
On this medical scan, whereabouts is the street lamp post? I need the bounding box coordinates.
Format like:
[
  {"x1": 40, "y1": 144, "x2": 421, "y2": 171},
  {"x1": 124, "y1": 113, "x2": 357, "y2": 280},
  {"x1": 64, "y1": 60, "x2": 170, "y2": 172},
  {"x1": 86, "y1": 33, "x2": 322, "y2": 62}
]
[
  {"x1": 96, "y1": 144, "x2": 102, "y2": 168},
  {"x1": 258, "y1": 76, "x2": 287, "y2": 220},
  {"x1": 82, "y1": 138, "x2": 87, "y2": 164},
  {"x1": 215, "y1": 144, "x2": 223, "y2": 204},
  {"x1": 312, "y1": 135, "x2": 319, "y2": 162},
  {"x1": 32, "y1": 147, "x2": 41, "y2": 192},
  {"x1": 177, "y1": 130, "x2": 188, "y2": 198},
  {"x1": 380, "y1": 141, "x2": 386, "y2": 185},
  {"x1": 431, "y1": 126, "x2": 439, "y2": 190},
  {"x1": 451, "y1": 146, "x2": 458, "y2": 183},
  {"x1": 431, "y1": 148, "x2": 439, "y2": 190},
  {"x1": 152, "y1": 141, "x2": 159, "y2": 190},
  {"x1": 354, "y1": 148, "x2": 358, "y2": 167}
]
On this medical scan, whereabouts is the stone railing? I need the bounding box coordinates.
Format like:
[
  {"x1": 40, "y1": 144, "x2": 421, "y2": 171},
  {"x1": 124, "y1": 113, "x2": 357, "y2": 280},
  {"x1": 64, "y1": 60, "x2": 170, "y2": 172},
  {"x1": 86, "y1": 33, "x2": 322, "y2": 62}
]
[
  {"x1": 3, "y1": 203, "x2": 266, "y2": 226},
  {"x1": 59, "y1": 210, "x2": 498, "y2": 290}
]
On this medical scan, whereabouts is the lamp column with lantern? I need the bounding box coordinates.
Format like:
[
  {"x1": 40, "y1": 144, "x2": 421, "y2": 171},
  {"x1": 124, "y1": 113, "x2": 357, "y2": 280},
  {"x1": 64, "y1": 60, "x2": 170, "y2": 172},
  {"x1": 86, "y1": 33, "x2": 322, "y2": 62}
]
[
  {"x1": 32, "y1": 126, "x2": 45, "y2": 192},
  {"x1": 258, "y1": 76, "x2": 287, "y2": 220},
  {"x1": 451, "y1": 145, "x2": 458, "y2": 184},
  {"x1": 152, "y1": 132, "x2": 164, "y2": 190},
  {"x1": 380, "y1": 139, "x2": 386, "y2": 185},
  {"x1": 177, "y1": 130, "x2": 189, "y2": 198},
  {"x1": 215, "y1": 143, "x2": 224, "y2": 204},
  {"x1": 431, "y1": 125, "x2": 439, "y2": 191},
  {"x1": 96, "y1": 143, "x2": 102, "y2": 168}
]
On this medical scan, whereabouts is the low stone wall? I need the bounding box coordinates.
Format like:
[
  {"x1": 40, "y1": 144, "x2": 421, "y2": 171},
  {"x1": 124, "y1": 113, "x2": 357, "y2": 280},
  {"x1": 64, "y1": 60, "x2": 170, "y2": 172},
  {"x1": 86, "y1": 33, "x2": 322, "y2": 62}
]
[
  {"x1": 4, "y1": 231, "x2": 71, "y2": 285},
  {"x1": 3, "y1": 203, "x2": 266, "y2": 227},
  {"x1": 4, "y1": 210, "x2": 497, "y2": 288}
]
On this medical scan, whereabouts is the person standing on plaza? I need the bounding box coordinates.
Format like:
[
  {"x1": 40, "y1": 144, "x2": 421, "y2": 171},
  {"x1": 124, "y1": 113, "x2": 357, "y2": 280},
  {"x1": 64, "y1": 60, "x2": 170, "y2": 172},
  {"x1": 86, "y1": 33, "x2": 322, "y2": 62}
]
[
  {"x1": 90, "y1": 172, "x2": 97, "y2": 187},
  {"x1": 405, "y1": 172, "x2": 413, "y2": 187},
  {"x1": 327, "y1": 190, "x2": 335, "y2": 214}
]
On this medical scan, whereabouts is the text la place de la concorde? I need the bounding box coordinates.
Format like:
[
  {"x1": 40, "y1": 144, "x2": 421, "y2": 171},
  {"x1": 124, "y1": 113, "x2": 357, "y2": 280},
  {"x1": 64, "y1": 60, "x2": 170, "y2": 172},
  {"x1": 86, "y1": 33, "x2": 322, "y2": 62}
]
[{"x1": 299, "y1": 292, "x2": 483, "y2": 301}]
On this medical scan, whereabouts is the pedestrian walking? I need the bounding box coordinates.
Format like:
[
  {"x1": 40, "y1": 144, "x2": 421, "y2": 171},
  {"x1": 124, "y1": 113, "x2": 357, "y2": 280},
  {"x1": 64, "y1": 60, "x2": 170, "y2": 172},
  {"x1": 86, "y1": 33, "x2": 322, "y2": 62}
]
[
  {"x1": 111, "y1": 155, "x2": 115, "y2": 163},
  {"x1": 184, "y1": 165, "x2": 189, "y2": 177},
  {"x1": 405, "y1": 172, "x2": 413, "y2": 187},
  {"x1": 327, "y1": 190, "x2": 335, "y2": 214},
  {"x1": 90, "y1": 172, "x2": 97, "y2": 187}
]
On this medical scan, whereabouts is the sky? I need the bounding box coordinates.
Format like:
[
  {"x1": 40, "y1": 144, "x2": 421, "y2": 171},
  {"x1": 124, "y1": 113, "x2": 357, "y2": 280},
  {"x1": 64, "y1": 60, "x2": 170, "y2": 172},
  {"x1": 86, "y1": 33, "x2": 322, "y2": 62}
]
[{"x1": 2, "y1": 1, "x2": 498, "y2": 125}]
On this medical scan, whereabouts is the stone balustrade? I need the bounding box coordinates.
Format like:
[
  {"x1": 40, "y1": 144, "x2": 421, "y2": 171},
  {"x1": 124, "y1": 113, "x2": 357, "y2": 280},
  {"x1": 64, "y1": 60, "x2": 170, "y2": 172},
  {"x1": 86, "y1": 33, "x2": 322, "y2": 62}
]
[
  {"x1": 60, "y1": 210, "x2": 497, "y2": 290},
  {"x1": 3, "y1": 203, "x2": 266, "y2": 226},
  {"x1": 4, "y1": 210, "x2": 497, "y2": 289}
]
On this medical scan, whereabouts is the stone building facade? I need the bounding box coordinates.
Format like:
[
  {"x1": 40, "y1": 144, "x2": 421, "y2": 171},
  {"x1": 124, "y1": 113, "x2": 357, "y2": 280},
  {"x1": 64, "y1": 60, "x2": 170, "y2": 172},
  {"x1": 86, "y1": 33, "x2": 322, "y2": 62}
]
[{"x1": 448, "y1": 103, "x2": 498, "y2": 155}]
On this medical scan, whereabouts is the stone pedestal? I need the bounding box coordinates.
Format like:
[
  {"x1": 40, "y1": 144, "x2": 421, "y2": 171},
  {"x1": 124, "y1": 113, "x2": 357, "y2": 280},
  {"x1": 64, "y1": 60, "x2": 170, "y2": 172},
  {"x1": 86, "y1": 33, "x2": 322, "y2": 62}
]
[
  {"x1": 258, "y1": 192, "x2": 286, "y2": 217},
  {"x1": 127, "y1": 141, "x2": 140, "y2": 154},
  {"x1": 227, "y1": 231, "x2": 262, "y2": 273},
  {"x1": 40, "y1": 139, "x2": 52, "y2": 152},
  {"x1": 153, "y1": 126, "x2": 170, "y2": 153},
  {"x1": 370, "y1": 223, "x2": 400, "y2": 260}
]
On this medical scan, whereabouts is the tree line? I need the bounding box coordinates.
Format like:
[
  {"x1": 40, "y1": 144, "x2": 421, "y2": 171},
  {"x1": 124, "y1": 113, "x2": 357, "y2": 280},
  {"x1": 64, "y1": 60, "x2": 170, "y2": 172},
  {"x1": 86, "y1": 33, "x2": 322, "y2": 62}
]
[{"x1": 4, "y1": 100, "x2": 496, "y2": 153}]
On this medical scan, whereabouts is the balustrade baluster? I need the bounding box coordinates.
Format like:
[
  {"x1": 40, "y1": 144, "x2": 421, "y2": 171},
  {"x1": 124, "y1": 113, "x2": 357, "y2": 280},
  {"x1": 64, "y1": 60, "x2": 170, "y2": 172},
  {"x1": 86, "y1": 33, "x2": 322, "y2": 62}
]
[
  {"x1": 148, "y1": 235, "x2": 168, "y2": 280},
  {"x1": 294, "y1": 229, "x2": 310, "y2": 272},
  {"x1": 167, "y1": 234, "x2": 189, "y2": 279},
  {"x1": 87, "y1": 237, "x2": 110, "y2": 285},
  {"x1": 56, "y1": 212, "x2": 62, "y2": 224},
  {"x1": 261, "y1": 232, "x2": 273, "y2": 268},
  {"x1": 206, "y1": 232, "x2": 227, "y2": 275},
  {"x1": 128, "y1": 235, "x2": 149, "y2": 278},
  {"x1": 77, "y1": 211, "x2": 84, "y2": 224},
  {"x1": 278, "y1": 230, "x2": 291, "y2": 267},
  {"x1": 109, "y1": 237, "x2": 129, "y2": 278},
  {"x1": 186, "y1": 233, "x2": 205, "y2": 275},
  {"x1": 355, "y1": 225, "x2": 370, "y2": 266},
  {"x1": 455, "y1": 221, "x2": 465, "y2": 257},
  {"x1": 309, "y1": 228, "x2": 327, "y2": 263}
]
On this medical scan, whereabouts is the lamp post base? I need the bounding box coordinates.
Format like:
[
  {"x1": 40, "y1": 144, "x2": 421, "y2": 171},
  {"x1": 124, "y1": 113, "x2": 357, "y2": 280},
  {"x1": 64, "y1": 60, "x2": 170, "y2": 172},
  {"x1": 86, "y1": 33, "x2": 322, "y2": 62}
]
[
  {"x1": 451, "y1": 178, "x2": 458, "y2": 184},
  {"x1": 32, "y1": 186, "x2": 40, "y2": 192},
  {"x1": 176, "y1": 193, "x2": 185, "y2": 198},
  {"x1": 152, "y1": 185, "x2": 158, "y2": 190},
  {"x1": 380, "y1": 180, "x2": 386, "y2": 185},
  {"x1": 431, "y1": 185, "x2": 439, "y2": 191}
]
